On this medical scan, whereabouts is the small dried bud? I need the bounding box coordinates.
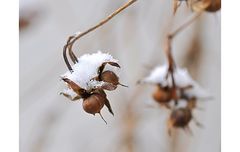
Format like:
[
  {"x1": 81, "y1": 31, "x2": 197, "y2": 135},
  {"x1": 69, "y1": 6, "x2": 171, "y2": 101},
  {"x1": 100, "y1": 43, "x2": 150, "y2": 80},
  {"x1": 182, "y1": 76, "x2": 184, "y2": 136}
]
[
  {"x1": 101, "y1": 71, "x2": 119, "y2": 85},
  {"x1": 82, "y1": 94, "x2": 106, "y2": 115},
  {"x1": 92, "y1": 89, "x2": 114, "y2": 115},
  {"x1": 205, "y1": 0, "x2": 221, "y2": 12},
  {"x1": 169, "y1": 108, "x2": 192, "y2": 128},
  {"x1": 152, "y1": 86, "x2": 171, "y2": 104},
  {"x1": 191, "y1": 0, "x2": 221, "y2": 12}
]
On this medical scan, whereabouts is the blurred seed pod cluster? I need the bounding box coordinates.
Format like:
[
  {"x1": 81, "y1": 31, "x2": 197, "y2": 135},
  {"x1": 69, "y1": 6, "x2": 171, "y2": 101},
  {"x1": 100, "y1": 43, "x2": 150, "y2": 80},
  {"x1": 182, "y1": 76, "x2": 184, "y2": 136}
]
[
  {"x1": 60, "y1": 51, "x2": 127, "y2": 123},
  {"x1": 139, "y1": 64, "x2": 209, "y2": 134}
]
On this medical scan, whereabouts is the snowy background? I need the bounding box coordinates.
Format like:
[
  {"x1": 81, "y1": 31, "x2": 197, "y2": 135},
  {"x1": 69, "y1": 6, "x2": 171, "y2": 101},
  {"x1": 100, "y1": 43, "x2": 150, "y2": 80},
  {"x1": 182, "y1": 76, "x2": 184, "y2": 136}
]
[{"x1": 20, "y1": 0, "x2": 221, "y2": 152}]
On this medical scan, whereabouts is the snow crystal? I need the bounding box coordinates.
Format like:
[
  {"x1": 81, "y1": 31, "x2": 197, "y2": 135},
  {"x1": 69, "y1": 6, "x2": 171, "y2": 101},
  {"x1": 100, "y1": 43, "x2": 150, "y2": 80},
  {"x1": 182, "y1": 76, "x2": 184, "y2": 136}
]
[{"x1": 62, "y1": 51, "x2": 119, "y2": 90}]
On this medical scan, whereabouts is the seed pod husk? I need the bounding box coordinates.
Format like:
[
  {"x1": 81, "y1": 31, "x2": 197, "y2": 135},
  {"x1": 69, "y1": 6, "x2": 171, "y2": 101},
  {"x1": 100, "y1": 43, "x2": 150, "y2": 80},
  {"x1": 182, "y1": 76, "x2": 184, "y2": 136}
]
[
  {"x1": 92, "y1": 89, "x2": 114, "y2": 115},
  {"x1": 82, "y1": 94, "x2": 106, "y2": 115},
  {"x1": 152, "y1": 85, "x2": 171, "y2": 104},
  {"x1": 169, "y1": 108, "x2": 192, "y2": 128},
  {"x1": 205, "y1": 0, "x2": 221, "y2": 12},
  {"x1": 101, "y1": 71, "x2": 119, "y2": 85},
  {"x1": 100, "y1": 70, "x2": 128, "y2": 87}
]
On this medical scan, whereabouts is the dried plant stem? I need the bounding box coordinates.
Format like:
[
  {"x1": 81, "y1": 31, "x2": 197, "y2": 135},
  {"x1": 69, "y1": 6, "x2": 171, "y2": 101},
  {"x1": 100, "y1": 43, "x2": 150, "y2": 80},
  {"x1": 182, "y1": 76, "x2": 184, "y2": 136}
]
[
  {"x1": 164, "y1": 12, "x2": 202, "y2": 105},
  {"x1": 165, "y1": 35, "x2": 178, "y2": 105},
  {"x1": 67, "y1": 36, "x2": 78, "y2": 64},
  {"x1": 169, "y1": 12, "x2": 202, "y2": 39},
  {"x1": 63, "y1": 0, "x2": 137, "y2": 71}
]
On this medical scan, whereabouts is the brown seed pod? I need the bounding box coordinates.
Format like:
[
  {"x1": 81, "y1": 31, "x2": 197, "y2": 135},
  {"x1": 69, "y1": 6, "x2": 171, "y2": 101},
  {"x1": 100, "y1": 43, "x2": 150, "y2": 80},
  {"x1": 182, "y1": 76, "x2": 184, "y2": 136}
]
[
  {"x1": 100, "y1": 70, "x2": 127, "y2": 87},
  {"x1": 191, "y1": 0, "x2": 211, "y2": 12},
  {"x1": 205, "y1": 0, "x2": 221, "y2": 12},
  {"x1": 82, "y1": 93, "x2": 108, "y2": 124},
  {"x1": 82, "y1": 94, "x2": 106, "y2": 115},
  {"x1": 152, "y1": 85, "x2": 171, "y2": 104},
  {"x1": 191, "y1": 0, "x2": 221, "y2": 12},
  {"x1": 92, "y1": 89, "x2": 114, "y2": 115},
  {"x1": 101, "y1": 71, "x2": 119, "y2": 85},
  {"x1": 169, "y1": 108, "x2": 192, "y2": 128}
]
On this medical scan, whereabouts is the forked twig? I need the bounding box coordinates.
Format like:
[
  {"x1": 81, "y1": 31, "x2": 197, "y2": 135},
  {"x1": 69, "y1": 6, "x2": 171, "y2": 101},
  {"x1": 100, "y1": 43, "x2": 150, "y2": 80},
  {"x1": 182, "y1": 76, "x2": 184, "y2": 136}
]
[
  {"x1": 169, "y1": 12, "x2": 202, "y2": 39},
  {"x1": 164, "y1": 12, "x2": 202, "y2": 105},
  {"x1": 63, "y1": 0, "x2": 137, "y2": 72}
]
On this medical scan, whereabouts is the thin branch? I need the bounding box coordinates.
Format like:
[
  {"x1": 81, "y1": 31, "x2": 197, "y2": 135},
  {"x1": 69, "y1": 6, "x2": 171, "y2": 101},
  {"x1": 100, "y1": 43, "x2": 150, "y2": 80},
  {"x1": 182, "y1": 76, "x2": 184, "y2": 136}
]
[
  {"x1": 63, "y1": 0, "x2": 137, "y2": 71},
  {"x1": 163, "y1": 12, "x2": 202, "y2": 105},
  {"x1": 67, "y1": 36, "x2": 78, "y2": 64},
  {"x1": 169, "y1": 12, "x2": 202, "y2": 39}
]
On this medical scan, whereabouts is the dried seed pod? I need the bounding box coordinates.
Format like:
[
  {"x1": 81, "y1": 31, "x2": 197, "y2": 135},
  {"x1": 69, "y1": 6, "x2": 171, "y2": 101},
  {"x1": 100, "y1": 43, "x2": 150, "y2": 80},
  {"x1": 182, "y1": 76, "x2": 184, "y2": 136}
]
[
  {"x1": 205, "y1": 0, "x2": 221, "y2": 12},
  {"x1": 82, "y1": 94, "x2": 106, "y2": 115},
  {"x1": 169, "y1": 108, "x2": 192, "y2": 128},
  {"x1": 191, "y1": 0, "x2": 221, "y2": 12},
  {"x1": 92, "y1": 89, "x2": 114, "y2": 115},
  {"x1": 101, "y1": 71, "x2": 119, "y2": 85},
  {"x1": 100, "y1": 70, "x2": 127, "y2": 87},
  {"x1": 152, "y1": 85, "x2": 171, "y2": 104}
]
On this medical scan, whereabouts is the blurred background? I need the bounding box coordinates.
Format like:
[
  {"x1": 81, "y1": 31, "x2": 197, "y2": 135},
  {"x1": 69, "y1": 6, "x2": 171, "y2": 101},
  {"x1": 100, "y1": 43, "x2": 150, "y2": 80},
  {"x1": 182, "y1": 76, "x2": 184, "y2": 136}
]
[{"x1": 19, "y1": 0, "x2": 221, "y2": 152}]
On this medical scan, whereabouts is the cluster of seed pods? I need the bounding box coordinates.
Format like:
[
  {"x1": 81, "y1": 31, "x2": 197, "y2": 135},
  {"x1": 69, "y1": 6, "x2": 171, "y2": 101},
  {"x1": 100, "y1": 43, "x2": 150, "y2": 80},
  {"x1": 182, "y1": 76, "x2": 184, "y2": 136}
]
[
  {"x1": 140, "y1": 65, "x2": 206, "y2": 135},
  {"x1": 60, "y1": 52, "x2": 127, "y2": 123}
]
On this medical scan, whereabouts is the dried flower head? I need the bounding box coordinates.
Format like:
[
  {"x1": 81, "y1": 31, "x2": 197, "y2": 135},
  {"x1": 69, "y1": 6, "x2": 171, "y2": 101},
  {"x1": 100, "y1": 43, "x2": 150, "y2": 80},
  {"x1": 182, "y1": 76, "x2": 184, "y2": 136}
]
[
  {"x1": 139, "y1": 64, "x2": 209, "y2": 133},
  {"x1": 59, "y1": 0, "x2": 137, "y2": 124},
  {"x1": 60, "y1": 51, "x2": 126, "y2": 123}
]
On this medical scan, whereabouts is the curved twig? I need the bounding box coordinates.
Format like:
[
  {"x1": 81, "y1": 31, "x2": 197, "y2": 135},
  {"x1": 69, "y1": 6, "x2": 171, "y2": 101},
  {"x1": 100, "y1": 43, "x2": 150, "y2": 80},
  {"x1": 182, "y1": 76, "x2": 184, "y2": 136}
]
[{"x1": 63, "y1": 0, "x2": 137, "y2": 72}]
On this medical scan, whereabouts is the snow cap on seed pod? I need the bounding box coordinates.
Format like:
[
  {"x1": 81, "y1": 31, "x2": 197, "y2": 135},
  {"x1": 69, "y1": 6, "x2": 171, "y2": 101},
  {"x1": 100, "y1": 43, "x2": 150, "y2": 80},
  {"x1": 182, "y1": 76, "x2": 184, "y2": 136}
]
[
  {"x1": 140, "y1": 64, "x2": 210, "y2": 100},
  {"x1": 61, "y1": 51, "x2": 121, "y2": 94}
]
